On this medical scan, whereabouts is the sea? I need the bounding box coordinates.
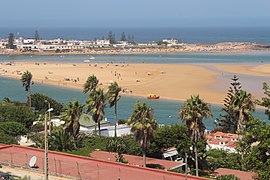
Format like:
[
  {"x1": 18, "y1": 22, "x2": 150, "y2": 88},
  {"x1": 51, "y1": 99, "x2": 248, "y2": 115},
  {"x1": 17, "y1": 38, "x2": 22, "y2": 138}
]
[
  {"x1": 0, "y1": 53, "x2": 269, "y2": 130},
  {"x1": 0, "y1": 27, "x2": 270, "y2": 44}
]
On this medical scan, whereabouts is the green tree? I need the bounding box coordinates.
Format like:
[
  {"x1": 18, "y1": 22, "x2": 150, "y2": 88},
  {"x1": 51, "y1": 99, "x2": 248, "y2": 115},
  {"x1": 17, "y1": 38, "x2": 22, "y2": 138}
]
[
  {"x1": 0, "y1": 103, "x2": 36, "y2": 129},
  {"x1": 83, "y1": 75, "x2": 99, "y2": 94},
  {"x1": 7, "y1": 33, "x2": 15, "y2": 49},
  {"x1": 106, "y1": 82, "x2": 121, "y2": 137},
  {"x1": 60, "y1": 100, "x2": 83, "y2": 139},
  {"x1": 216, "y1": 75, "x2": 242, "y2": 133},
  {"x1": 237, "y1": 118, "x2": 270, "y2": 179},
  {"x1": 85, "y1": 88, "x2": 106, "y2": 136},
  {"x1": 20, "y1": 71, "x2": 33, "y2": 108},
  {"x1": 231, "y1": 90, "x2": 255, "y2": 131},
  {"x1": 128, "y1": 102, "x2": 158, "y2": 167},
  {"x1": 34, "y1": 30, "x2": 39, "y2": 41},
  {"x1": 108, "y1": 31, "x2": 116, "y2": 44},
  {"x1": 30, "y1": 93, "x2": 63, "y2": 115},
  {"x1": 0, "y1": 132, "x2": 17, "y2": 144},
  {"x1": 206, "y1": 149, "x2": 241, "y2": 172},
  {"x1": 0, "y1": 121, "x2": 27, "y2": 137},
  {"x1": 179, "y1": 95, "x2": 212, "y2": 176},
  {"x1": 257, "y1": 82, "x2": 270, "y2": 120},
  {"x1": 120, "y1": 32, "x2": 126, "y2": 41}
]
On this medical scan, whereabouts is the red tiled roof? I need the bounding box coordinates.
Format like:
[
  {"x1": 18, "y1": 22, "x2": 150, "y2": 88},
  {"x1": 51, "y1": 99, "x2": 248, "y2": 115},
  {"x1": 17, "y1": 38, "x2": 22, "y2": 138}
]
[
  {"x1": 0, "y1": 144, "x2": 208, "y2": 180},
  {"x1": 214, "y1": 168, "x2": 257, "y2": 180},
  {"x1": 91, "y1": 150, "x2": 183, "y2": 170},
  {"x1": 207, "y1": 131, "x2": 239, "y2": 148}
]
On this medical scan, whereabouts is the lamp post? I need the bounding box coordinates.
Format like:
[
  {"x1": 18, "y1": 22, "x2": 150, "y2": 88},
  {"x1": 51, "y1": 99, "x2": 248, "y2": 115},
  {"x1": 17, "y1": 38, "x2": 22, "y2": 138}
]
[{"x1": 44, "y1": 102, "x2": 53, "y2": 180}]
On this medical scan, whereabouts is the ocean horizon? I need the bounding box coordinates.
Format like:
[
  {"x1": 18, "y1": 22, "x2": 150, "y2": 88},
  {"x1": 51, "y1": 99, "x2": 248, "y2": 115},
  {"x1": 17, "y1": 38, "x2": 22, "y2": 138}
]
[{"x1": 1, "y1": 27, "x2": 270, "y2": 44}]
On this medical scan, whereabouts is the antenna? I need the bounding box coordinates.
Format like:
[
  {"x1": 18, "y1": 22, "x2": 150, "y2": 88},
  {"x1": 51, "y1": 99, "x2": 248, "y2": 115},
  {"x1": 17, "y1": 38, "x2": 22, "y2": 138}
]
[{"x1": 29, "y1": 156, "x2": 37, "y2": 168}]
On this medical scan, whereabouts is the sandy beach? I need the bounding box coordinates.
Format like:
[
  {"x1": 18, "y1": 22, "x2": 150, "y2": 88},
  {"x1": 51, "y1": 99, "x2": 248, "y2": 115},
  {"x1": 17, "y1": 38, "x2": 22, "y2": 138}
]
[{"x1": 1, "y1": 62, "x2": 270, "y2": 104}]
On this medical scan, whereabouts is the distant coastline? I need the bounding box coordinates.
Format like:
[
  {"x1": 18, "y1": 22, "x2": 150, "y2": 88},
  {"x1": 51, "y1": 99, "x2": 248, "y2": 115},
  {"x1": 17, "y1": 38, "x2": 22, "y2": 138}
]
[{"x1": 1, "y1": 42, "x2": 269, "y2": 55}]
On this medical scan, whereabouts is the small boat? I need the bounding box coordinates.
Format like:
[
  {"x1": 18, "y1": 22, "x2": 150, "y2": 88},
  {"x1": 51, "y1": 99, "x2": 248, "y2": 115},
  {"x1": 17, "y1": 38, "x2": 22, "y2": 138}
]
[
  {"x1": 89, "y1": 56, "x2": 95, "y2": 60},
  {"x1": 147, "y1": 94, "x2": 160, "y2": 99},
  {"x1": 83, "y1": 60, "x2": 91, "y2": 63}
]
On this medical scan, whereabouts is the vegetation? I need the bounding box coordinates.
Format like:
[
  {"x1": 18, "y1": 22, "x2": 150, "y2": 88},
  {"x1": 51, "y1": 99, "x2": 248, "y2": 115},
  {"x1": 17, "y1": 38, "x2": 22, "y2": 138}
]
[
  {"x1": 128, "y1": 102, "x2": 158, "y2": 167},
  {"x1": 120, "y1": 32, "x2": 126, "y2": 41},
  {"x1": 20, "y1": 71, "x2": 33, "y2": 108},
  {"x1": 108, "y1": 31, "x2": 116, "y2": 44},
  {"x1": 30, "y1": 93, "x2": 63, "y2": 115},
  {"x1": 106, "y1": 82, "x2": 121, "y2": 137},
  {"x1": 257, "y1": 82, "x2": 270, "y2": 120},
  {"x1": 216, "y1": 175, "x2": 240, "y2": 180},
  {"x1": 216, "y1": 75, "x2": 242, "y2": 133},
  {"x1": 83, "y1": 75, "x2": 99, "y2": 94},
  {"x1": 106, "y1": 138, "x2": 127, "y2": 163},
  {"x1": 85, "y1": 88, "x2": 106, "y2": 136},
  {"x1": 61, "y1": 100, "x2": 83, "y2": 139},
  {"x1": 7, "y1": 32, "x2": 15, "y2": 49},
  {"x1": 0, "y1": 121, "x2": 27, "y2": 137},
  {"x1": 0, "y1": 102, "x2": 36, "y2": 129},
  {"x1": 231, "y1": 90, "x2": 255, "y2": 131},
  {"x1": 179, "y1": 95, "x2": 212, "y2": 176}
]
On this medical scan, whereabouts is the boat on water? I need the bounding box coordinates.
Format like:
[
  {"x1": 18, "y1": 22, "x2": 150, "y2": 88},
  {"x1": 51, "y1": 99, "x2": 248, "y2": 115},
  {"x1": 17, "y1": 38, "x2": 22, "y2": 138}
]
[
  {"x1": 147, "y1": 94, "x2": 160, "y2": 99},
  {"x1": 83, "y1": 60, "x2": 91, "y2": 63},
  {"x1": 89, "y1": 56, "x2": 95, "y2": 60}
]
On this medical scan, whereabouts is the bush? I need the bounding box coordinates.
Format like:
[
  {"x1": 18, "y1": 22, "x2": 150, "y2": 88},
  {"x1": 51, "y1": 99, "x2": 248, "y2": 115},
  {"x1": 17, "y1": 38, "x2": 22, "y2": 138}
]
[
  {"x1": 0, "y1": 121, "x2": 27, "y2": 136},
  {"x1": 0, "y1": 132, "x2": 17, "y2": 144},
  {"x1": 0, "y1": 103, "x2": 36, "y2": 129},
  {"x1": 217, "y1": 175, "x2": 240, "y2": 180},
  {"x1": 117, "y1": 119, "x2": 128, "y2": 125},
  {"x1": 30, "y1": 93, "x2": 63, "y2": 115}
]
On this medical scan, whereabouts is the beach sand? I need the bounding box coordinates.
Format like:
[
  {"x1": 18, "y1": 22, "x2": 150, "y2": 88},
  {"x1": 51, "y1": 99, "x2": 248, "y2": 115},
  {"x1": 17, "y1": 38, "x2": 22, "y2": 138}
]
[{"x1": 1, "y1": 62, "x2": 270, "y2": 104}]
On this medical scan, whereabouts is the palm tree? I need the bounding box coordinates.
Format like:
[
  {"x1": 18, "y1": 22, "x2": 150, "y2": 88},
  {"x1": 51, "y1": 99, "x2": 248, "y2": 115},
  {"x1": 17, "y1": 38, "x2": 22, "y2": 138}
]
[
  {"x1": 128, "y1": 102, "x2": 158, "y2": 167},
  {"x1": 106, "y1": 82, "x2": 121, "y2": 137},
  {"x1": 85, "y1": 88, "x2": 106, "y2": 136},
  {"x1": 83, "y1": 75, "x2": 99, "y2": 94},
  {"x1": 179, "y1": 95, "x2": 212, "y2": 177},
  {"x1": 231, "y1": 90, "x2": 255, "y2": 132},
  {"x1": 20, "y1": 71, "x2": 33, "y2": 108},
  {"x1": 60, "y1": 100, "x2": 83, "y2": 139}
]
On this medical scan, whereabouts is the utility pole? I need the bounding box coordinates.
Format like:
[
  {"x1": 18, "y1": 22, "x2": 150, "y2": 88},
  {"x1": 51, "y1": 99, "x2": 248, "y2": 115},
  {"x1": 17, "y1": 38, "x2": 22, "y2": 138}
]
[
  {"x1": 44, "y1": 112, "x2": 48, "y2": 180},
  {"x1": 44, "y1": 101, "x2": 52, "y2": 180}
]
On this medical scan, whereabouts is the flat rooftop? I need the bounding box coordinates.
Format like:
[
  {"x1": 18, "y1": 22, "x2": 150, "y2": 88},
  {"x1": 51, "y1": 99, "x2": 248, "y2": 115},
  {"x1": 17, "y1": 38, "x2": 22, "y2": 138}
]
[{"x1": 0, "y1": 144, "x2": 208, "y2": 180}]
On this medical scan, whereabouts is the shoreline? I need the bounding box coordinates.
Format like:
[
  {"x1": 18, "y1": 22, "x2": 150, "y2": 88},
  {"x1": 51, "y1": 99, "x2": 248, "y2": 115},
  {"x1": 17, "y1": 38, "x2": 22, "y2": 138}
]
[
  {"x1": 1, "y1": 42, "x2": 269, "y2": 56},
  {"x1": 2, "y1": 60, "x2": 270, "y2": 105}
]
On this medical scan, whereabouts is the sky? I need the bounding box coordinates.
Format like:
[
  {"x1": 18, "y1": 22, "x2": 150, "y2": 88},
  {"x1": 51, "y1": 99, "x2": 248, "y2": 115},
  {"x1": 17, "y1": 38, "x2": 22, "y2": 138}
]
[{"x1": 1, "y1": 0, "x2": 270, "y2": 28}]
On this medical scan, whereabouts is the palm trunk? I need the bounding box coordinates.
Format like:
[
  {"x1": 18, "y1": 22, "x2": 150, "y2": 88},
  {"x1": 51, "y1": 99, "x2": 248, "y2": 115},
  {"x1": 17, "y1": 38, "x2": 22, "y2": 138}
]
[
  {"x1": 28, "y1": 90, "x2": 32, "y2": 108},
  {"x1": 194, "y1": 143, "x2": 199, "y2": 177},
  {"x1": 238, "y1": 108, "x2": 244, "y2": 131},
  {"x1": 143, "y1": 149, "x2": 146, "y2": 167},
  {"x1": 94, "y1": 123, "x2": 97, "y2": 135},
  {"x1": 114, "y1": 103, "x2": 117, "y2": 137},
  {"x1": 185, "y1": 152, "x2": 188, "y2": 180},
  {"x1": 98, "y1": 121, "x2": 101, "y2": 137}
]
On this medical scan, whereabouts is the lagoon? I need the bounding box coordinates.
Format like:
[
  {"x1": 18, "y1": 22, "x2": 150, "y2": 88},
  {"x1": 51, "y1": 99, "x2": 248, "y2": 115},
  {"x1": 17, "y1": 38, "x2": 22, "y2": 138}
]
[{"x1": 0, "y1": 76, "x2": 267, "y2": 130}]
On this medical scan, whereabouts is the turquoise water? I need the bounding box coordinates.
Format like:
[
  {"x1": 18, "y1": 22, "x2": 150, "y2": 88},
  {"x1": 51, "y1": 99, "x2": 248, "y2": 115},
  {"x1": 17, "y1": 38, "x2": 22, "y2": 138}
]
[
  {"x1": 0, "y1": 76, "x2": 267, "y2": 130},
  {"x1": 1, "y1": 52, "x2": 270, "y2": 64}
]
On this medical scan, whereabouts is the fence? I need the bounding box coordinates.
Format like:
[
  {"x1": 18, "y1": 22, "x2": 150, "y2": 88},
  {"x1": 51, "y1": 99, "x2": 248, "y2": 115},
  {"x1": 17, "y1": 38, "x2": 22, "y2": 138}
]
[{"x1": 0, "y1": 149, "x2": 196, "y2": 180}]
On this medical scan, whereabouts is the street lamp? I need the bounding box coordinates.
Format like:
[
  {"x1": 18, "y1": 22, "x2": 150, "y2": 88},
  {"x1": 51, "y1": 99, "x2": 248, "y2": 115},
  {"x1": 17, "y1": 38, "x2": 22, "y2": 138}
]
[{"x1": 44, "y1": 103, "x2": 53, "y2": 180}]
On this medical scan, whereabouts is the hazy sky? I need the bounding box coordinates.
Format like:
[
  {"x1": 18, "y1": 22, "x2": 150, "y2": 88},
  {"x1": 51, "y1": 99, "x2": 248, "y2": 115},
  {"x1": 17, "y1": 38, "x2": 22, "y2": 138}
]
[{"x1": 1, "y1": 0, "x2": 270, "y2": 28}]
